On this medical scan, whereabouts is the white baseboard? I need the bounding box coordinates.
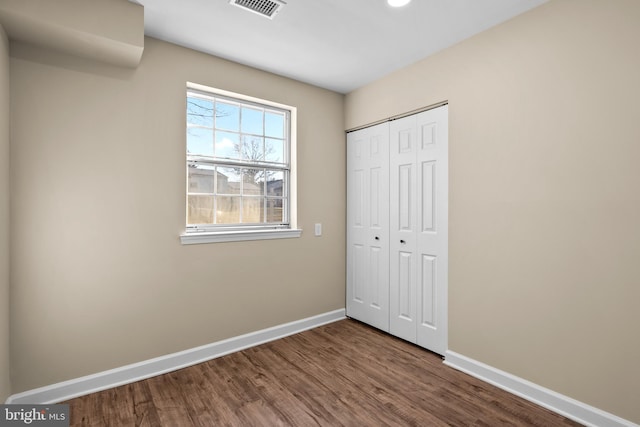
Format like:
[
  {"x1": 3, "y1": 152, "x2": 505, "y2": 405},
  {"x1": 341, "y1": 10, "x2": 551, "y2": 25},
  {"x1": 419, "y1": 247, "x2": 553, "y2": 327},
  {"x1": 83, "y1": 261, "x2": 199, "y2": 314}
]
[
  {"x1": 6, "y1": 308, "x2": 346, "y2": 405},
  {"x1": 444, "y1": 351, "x2": 638, "y2": 427}
]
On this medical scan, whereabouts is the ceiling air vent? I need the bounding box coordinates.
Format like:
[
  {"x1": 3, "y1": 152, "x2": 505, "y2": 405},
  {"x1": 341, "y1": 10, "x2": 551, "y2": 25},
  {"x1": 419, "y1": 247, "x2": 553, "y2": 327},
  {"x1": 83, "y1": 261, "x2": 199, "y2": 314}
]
[{"x1": 229, "y1": 0, "x2": 286, "y2": 19}]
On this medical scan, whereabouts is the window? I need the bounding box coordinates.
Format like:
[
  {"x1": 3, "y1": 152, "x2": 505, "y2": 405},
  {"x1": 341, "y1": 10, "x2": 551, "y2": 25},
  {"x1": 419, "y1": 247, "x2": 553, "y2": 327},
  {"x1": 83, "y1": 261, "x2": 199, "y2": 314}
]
[{"x1": 181, "y1": 83, "x2": 300, "y2": 244}]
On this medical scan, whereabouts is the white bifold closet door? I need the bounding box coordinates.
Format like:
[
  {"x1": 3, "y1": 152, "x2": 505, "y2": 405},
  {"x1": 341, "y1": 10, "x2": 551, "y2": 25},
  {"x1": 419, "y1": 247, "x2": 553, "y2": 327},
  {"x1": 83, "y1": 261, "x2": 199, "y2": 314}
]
[
  {"x1": 389, "y1": 105, "x2": 448, "y2": 355},
  {"x1": 346, "y1": 122, "x2": 390, "y2": 332},
  {"x1": 346, "y1": 104, "x2": 448, "y2": 356}
]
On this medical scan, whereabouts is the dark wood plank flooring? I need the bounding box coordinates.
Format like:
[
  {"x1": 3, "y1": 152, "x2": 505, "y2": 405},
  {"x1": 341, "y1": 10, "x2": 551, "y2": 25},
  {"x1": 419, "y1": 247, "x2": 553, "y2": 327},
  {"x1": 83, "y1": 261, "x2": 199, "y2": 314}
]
[{"x1": 63, "y1": 319, "x2": 582, "y2": 426}]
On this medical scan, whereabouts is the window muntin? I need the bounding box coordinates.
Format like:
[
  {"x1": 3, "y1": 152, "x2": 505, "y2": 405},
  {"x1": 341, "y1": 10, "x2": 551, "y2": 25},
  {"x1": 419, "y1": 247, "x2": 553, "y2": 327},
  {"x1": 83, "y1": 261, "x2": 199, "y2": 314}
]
[{"x1": 186, "y1": 88, "x2": 291, "y2": 232}]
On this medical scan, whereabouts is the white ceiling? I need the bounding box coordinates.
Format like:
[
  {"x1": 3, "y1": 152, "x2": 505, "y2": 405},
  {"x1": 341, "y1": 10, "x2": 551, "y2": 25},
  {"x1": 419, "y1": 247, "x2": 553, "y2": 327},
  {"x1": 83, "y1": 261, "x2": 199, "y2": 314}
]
[{"x1": 136, "y1": 0, "x2": 547, "y2": 94}]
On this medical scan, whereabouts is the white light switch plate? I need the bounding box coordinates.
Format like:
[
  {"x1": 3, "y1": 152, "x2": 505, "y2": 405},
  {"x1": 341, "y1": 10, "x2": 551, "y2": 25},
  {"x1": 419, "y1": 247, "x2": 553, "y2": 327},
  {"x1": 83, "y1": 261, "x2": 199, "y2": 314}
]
[{"x1": 314, "y1": 223, "x2": 322, "y2": 236}]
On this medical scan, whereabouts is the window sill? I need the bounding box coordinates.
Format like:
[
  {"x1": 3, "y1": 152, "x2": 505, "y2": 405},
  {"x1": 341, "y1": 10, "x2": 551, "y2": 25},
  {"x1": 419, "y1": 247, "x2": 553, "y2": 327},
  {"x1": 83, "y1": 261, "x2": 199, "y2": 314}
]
[{"x1": 180, "y1": 228, "x2": 302, "y2": 245}]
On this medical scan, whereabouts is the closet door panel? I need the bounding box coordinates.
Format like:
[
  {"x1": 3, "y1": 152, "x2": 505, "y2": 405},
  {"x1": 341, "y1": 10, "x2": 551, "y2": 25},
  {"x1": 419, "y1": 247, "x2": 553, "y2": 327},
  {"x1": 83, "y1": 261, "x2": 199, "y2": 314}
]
[
  {"x1": 347, "y1": 133, "x2": 367, "y2": 322},
  {"x1": 346, "y1": 123, "x2": 389, "y2": 331},
  {"x1": 389, "y1": 115, "x2": 418, "y2": 343},
  {"x1": 365, "y1": 125, "x2": 390, "y2": 330},
  {"x1": 415, "y1": 106, "x2": 448, "y2": 355}
]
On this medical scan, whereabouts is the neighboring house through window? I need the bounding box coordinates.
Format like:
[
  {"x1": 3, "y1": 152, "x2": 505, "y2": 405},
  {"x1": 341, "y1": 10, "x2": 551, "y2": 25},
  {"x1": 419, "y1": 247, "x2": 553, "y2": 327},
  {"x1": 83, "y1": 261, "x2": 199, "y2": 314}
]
[{"x1": 181, "y1": 83, "x2": 300, "y2": 244}]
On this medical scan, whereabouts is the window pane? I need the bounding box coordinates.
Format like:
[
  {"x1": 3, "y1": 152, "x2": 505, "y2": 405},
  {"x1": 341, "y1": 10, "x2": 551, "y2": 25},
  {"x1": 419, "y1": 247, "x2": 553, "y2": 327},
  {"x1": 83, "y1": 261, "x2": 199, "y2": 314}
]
[
  {"x1": 186, "y1": 88, "x2": 292, "y2": 232},
  {"x1": 188, "y1": 195, "x2": 213, "y2": 224},
  {"x1": 265, "y1": 138, "x2": 284, "y2": 163},
  {"x1": 266, "y1": 171, "x2": 284, "y2": 197},
  {"x1": 216, "y1": 102, "x2": 240, "y2": 131},
  {"x1": 242, "y1": 197, "x2": 263, "y2": 223},
  {"x1": 188, "y1": 165, "x2": 215, "y2": 194},
  {"x1": 242, "y1": 168, "x2": 265, "y2": 195},
  {"x1": 241, "y1": 107, "x2": 263, "y2": 135},
  {"x1": 265, "y1": 112, "x2": 284, "y2": 138},
  {"x1": 187, "y1": 97, "x2": 213, "y2": 127},
  {"x1": 215, "y1": 131, "x2": 240, "y2": 159},
  {"x1": 240, "y1": 135, "x2": 264, "y2": 162},
  {"x1": 217, "y1": 167, "x2": 241, "y2": 195},
  {"x1": 266, "y1": 198, "x2": 284, "y2": 223},
  {"x1": 216, "y1": 196, "x2": 240, "y2": 223},
  {"x1": 187, "y1": 127, "x2": 213, "y2": 156}
]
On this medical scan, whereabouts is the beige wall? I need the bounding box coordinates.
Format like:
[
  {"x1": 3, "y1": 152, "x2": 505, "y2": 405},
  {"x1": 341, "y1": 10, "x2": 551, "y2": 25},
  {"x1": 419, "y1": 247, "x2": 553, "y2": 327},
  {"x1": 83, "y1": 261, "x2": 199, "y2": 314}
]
[
  {"x1": 346, "y1": 0, "x2": 640, "y2": 423},
  {"x1": 0, "y1": 0, "x2": 143, "y2": 67},
  {"x1": 0, "y1": 23, "x2": 11, "y2": 402},
  {"x1": 9, "y1": 37, "x2": 345, "y2": 392}
]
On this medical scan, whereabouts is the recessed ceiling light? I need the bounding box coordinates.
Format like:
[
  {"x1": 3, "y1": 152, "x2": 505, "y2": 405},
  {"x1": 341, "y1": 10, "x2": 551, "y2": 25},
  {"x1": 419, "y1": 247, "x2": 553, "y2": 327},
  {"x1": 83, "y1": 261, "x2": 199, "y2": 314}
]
[{"x1": 387, "y1": 0, "x2": 411, "y2": 7}]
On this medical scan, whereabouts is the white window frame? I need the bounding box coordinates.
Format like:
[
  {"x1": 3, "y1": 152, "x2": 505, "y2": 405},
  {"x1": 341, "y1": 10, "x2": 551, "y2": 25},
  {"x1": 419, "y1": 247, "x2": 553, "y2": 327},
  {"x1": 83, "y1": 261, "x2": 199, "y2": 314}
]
[{"x1": 180, "y1": 82, "x2": 300, "y2": 244}]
